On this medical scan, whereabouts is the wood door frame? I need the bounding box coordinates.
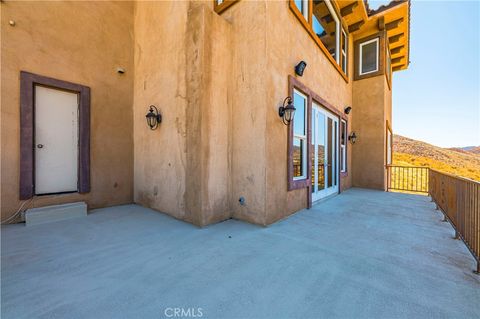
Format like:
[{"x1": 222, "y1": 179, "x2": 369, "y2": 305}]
[
  {"x1": 311, "y1": 105, "x2": 340, "y2": 203},
  {"x1": 288, "y1": 76, "x2": 347, "y2": 208},
  {"x1": 19, "y1": 71, "x2": 91, "y2": 200}
]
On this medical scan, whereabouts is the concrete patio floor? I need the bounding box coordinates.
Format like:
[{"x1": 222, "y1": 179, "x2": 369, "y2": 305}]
[{"x1": 1, "y1": 188, "x2": 479, "y2": 319}]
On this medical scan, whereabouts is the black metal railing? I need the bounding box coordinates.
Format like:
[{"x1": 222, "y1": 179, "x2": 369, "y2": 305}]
[{"x1": 387, "y1": 165, "x2": 429, "y2": 193}]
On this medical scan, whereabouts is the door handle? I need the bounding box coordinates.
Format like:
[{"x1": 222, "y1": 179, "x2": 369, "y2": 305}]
[{"x1": 37, "y1": 144, "x2": 44, "y2": 149}]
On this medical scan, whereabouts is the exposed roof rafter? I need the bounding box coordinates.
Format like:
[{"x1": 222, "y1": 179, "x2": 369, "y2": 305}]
[
  {"x1": 341, "y1": 2, "x2": 358, "y2": 17},
  {"x1": 389, "y1": 33, "x2": 404, "y2": 43},
  {"x1": 390, "y1": 45, "x2": 404, "y2": 54},
  {"x1": 392, "y1": 65, "x2": 405, "y2": 71},
  {"x1": 391, "y1": 56, "x2": 403, "y2": 64},
  {"x1": 385, "y1": 17, "x2": 404, "y2": 31},
  {"x1": 348, "y1": 20, "x2": 365, "y2": 33}
]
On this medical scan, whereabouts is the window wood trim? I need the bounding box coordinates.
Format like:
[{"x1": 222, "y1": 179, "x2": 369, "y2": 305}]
[
  {"x1": 359, "y1": 38, "x2": 379, "y2": 75},
  {"x1": 289, "y1": 0, "x2": 349, "y2": 83},
  {"x1": 214, "y1": 0, "x2": 239, "y2": 14},
  {"x1": 288, "y1": 77, "x2": 311, "y2": 191},
  {"x1": 287, "y1": 75, "x2": 345, "y2": 193},
  {"x1": 19, "y1": 71, "x2": 91, "y2": 200},
  {"x1": 292, "y1": 89, "x2": 308, "y2": 181},
  {"x1": 354, "y1": 31, "x2": 386, "y2": 81},
  {"x1": 341, "y1": 27, "x2": 348, "y2": 76}
]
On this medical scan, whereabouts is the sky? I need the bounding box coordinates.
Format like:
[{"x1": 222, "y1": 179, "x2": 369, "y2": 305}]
[{"x1": 372, "y1": 0, "x2": 480, "y2": 148}]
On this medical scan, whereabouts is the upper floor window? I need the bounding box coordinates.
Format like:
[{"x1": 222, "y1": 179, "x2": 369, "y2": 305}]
[
  {"x1": 294, "y1": 0, "x2": 309, "y2": 21},
  {"x1": 341, "y1": 28, "x2": 348, "y2": 74},
  {"x1": 290, "y1": 0, "x2": 348, "y2": 81},
  {"x1": 293, "y1": 89, "x2": 308, "y2": 179},
  {"x1": 312, "y1": 0, "x2": 340, "y2": 64},
  {"x1": 359, "y1": 38, "x2": 379, "y2": 75}
]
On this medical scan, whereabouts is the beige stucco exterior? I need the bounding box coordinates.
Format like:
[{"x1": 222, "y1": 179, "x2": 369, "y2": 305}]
[
  {"x1": 133, "y1": 1, "x2": 233, "y2": 226},
  {"x1": 1, "y1": 1, "x2": 134, "y2": 221},
  {"x1": 352, "y1": 75, "x2": 392, "y2": 190},
  {"x1": 1, "y1": 0, "x2": 408, "y2": 226}
]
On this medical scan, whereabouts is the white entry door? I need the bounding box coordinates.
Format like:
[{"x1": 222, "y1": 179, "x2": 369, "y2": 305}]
[
  {"x1": 311, "y1": 104, "x2": 339, "y2": 202},
  {"x1": 35, "y1": 85, "x2": 79, "y2": 195}
]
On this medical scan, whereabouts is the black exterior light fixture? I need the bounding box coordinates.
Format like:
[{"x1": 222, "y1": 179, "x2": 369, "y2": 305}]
[
  {"x1": 348, "y1": 131, "x2": 357, "y2": 144},
  {"x1": 344, "y1": 106, "x2": 352, "y2": 114},
  {"x1": 295, "y1": 61, "x2": 307, "y2": 76},
  {"x1": 278, "y1": 97, "x2": 296, "y2": 125},
  {"x1": 146, "y1": 105, "x2": 162, "y2": 130}
]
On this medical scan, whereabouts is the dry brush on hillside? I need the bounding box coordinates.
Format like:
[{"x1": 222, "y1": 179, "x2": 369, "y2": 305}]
[{"x1": 393, "y1": 135, "x2": 480, "y2": 182}]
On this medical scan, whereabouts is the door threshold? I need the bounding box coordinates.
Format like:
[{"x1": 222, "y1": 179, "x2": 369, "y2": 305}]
[{"x1": 312, "y1": 192, "x2": 338, "y2": 206}]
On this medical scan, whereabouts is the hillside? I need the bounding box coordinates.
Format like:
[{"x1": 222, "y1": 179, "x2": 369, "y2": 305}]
[
  {"x1": 393, "y1": 135, "x2": 480, "y2": 182},
  {"x1": 448, "y1": 146, "x2": 480, "y2": 155}
]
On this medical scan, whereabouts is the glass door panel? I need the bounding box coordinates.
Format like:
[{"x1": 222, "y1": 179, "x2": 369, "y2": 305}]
[
  {"x1": 333, "y1": 120, "x2": 338, "y2": 186},
  {"x1": 317, "y1": 112, "x2": 325, "y2": 192},
  {"x1": 311, "y1": 110, "x2": 316, "y2": 193},
  {"x1": 311, "y1": 104, "x2": 339, "y2": 203}
]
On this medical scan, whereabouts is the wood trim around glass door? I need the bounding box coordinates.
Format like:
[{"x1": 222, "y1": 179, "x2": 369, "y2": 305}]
[
  {"x1": 287, "y1": 75, "x2": 346, "y2": 208},
  {"x1": 19, "y1": 71, "x2": 91, "y2": 200}
]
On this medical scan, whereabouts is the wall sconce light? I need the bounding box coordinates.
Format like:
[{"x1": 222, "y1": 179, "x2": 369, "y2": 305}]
[
  {"x1": 146, "y1": 105, "x2": 162, "y2": 130},
  {"x1": 295, "y1": 61, "x2": 307, "y2": 76},
  {"x1": 278, "y1": 97, "x2": 296, "y2": 125},
  {"x1": 348, "y1": 132, "x2": 357, "y2": 144},
  {"x1": 344, "y1": 106, "x2": 352, "y2": 114}
]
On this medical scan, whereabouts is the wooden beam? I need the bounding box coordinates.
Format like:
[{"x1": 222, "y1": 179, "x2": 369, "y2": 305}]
[
  {"x1": 385, "y1": 18, "x2": 404, "y2": 31},
  {"x1": 378, "y1": 16, "x2": 385, "y2": 31},
  {"x1": 348, "y1": 20, "x2": 365, "y2": 33},
  {"x1": 390, "y1": 45, "x2": 404, "y2": 55},
  {"x1": 393, "y1": 65, "x2": 404, "y2": 72},
  {"x1": 389, "y1": 33, "x2": 404, "y2": 43},
  {"x1": 321, "y1": 14, "x2": 333, "y2": 24},
  {"x1": 391, "y1": 56, "x2": 403, "y2": 64},
  {"x1": 341, "y1": 2, "x2": 358, "y2": 17}
]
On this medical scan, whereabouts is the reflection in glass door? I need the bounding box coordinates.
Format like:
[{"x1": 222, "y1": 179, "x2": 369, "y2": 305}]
[{"x1": 311, "y1": 104, "x2": 339, "y2": 202}]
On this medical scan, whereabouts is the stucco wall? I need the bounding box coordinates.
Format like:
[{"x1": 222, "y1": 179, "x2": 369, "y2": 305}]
[
  {"x1": 133, "y1": 0, "x2": 189, "y2": 222},
  {"x1": 185, "y1": 3, "x2": 233, "y2": 226},
  {"x1": 1, "y1": 1, "x2": 134, "y2": 221},
  {"x1": 220, "y1": 1, "x2": 269, "y2": 225},
  {"x1": 212, "y1": 0, "x2": 355, "y2": 225},
  {"x1": 132, "y1": 0, "x2": 356, "y2": 226},
  {"x1": 351, "y1": 76, "x2": 387, "y2": 190},
  {"x1": 133, "y1": 1, "x2": 232, "y2": 226},
  {"x1": 1, "y1": 0, "x2": 388, "y2": 226},
  {"x1": 264, "y1": 1, "x2": 354, "y2": 224},
  {"x1": 384, "y1": 76, "x2": 393, "y2": 188}
]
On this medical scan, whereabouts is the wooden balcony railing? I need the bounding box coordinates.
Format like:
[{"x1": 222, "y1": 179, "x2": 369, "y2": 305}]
[
  {"x1": 387, "y1": 165, "x2": 429, "y2": 193},
  {"x1": 429, "y1": 169, "x2": 480, "y2": 274}
]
